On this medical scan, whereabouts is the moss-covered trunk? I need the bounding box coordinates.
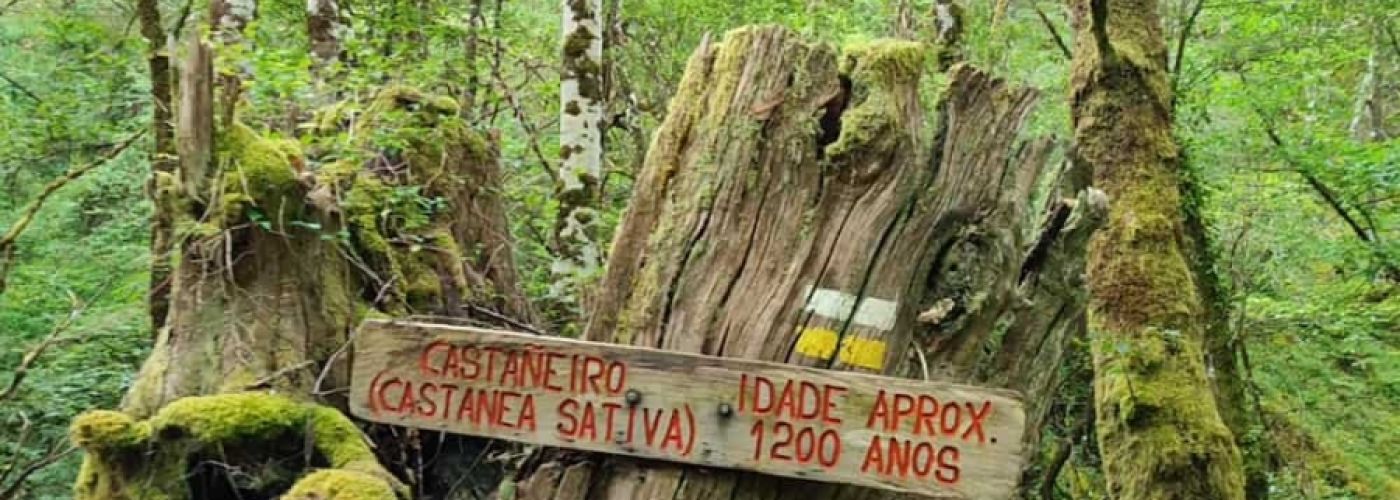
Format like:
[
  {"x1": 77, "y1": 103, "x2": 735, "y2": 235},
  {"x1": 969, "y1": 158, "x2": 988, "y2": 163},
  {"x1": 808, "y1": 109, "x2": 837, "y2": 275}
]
[
  {"x1": 515, "y1": 25, "x2": 1103, "y2": 500},
  {"x1": 1068, "y1": 0, "x2": 1246, "y2": 498},
  {"x1": 72, "y1": 28, "x2": 533, "y2": 497}
]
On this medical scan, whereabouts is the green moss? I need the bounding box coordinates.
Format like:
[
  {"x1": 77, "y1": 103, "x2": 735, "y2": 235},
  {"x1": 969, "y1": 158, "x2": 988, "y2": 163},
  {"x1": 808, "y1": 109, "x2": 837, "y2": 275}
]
[
  {"x1": 72, "y1": 393, "x2": 401, "y2": 499},
  {"x1": 149, "y1": 393, "x2": 306, "y2": 443},
  {"x1": 320, "y1": 86, "x2": 485, "y2": 313},
  {"x1": 840, "y1": 39, "x2": 927, "y2": 87},
  {"x1": 825, "y1": 40, "x2": 927, "y2": 159},
  {"x1": 218, "y1": 123, "x2": 304, "y2": 222},
  {"x1": 70, "y1": 411, "x2": 150, "y2": 451},
  {"x1": 285, "y1": 470, "x2": 397, "y2": 499}
]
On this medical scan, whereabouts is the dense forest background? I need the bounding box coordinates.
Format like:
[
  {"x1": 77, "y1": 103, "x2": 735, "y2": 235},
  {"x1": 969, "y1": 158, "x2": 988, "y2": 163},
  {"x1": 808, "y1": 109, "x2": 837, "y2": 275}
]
[{"x1": 0, "y1": 0, "x2": 1395, "y2": 498}]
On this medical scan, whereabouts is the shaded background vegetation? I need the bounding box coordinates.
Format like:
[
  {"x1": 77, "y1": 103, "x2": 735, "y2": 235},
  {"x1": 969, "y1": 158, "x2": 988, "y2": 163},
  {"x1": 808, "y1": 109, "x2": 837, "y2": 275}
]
[{"x1": 0, "y1": 0, "x2": 1395, "y2": 498}]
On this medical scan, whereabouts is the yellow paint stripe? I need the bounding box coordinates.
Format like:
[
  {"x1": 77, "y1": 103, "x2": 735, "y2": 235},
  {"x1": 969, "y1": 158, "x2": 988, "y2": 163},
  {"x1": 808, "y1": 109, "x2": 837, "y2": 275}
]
[
  {"x1": 794, "y1": 327, "x2": 838, "y2": 360},
  {"x1": 795, "y1": 327, "x2": 886, "y2": 370},
  {"x1": 838, "y1": 337, "x2": 887, "y2": 371}
]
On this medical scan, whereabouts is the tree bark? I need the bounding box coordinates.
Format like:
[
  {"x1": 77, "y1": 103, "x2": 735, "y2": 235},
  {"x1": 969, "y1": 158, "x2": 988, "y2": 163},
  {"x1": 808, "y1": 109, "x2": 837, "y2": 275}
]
[
  {"x1": 520, "y1": 25, "x2": 1103, "y2": 500},
  {"x1": 555, "y1": 0, "x2": 606, "y2": 299},
  {"x1": 136, "y1": 0, "x2": 176, "y2": 332},
  {"x1": 1183, "y1": 163, "x2": 1268, "y2": 499},
  {"x1": 1068, "y1": 0, "x2": 1246, "y2": 498},
  {"x1": 307, "y1": 0, "x2": 342, "y2": 74},
  {"x1": 212, "y1": 0, "x2": 256, "y2": 128}
]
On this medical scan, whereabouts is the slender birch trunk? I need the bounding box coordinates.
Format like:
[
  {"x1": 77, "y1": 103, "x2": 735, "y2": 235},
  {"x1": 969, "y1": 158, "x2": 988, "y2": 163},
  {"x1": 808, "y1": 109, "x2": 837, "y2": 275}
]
[{"x1": 554, "y1": 0, "x2": 605, "y2": 302}]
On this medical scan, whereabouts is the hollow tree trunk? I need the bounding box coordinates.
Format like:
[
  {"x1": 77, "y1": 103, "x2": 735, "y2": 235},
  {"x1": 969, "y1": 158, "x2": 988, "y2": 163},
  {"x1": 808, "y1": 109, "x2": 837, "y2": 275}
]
[
  {"x1": 1068, "y1": 0, "x2": 1246, "y2": 498},
  {"x1": 519, "y1": 25, "x2": 1103, "y2": 500}
]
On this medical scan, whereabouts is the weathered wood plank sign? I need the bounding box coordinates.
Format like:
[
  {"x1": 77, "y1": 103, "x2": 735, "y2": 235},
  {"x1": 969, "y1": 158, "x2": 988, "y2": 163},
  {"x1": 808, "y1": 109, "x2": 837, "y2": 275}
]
[{"x1": 349, "y1": 319, "x2": 1027, "y2": 499}]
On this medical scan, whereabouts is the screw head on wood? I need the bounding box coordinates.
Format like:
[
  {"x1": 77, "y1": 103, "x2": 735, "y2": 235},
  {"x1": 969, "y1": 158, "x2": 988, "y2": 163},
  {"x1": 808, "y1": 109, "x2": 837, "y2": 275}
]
[
  {"x1": 625, "y1": 389, "x2": 642, "y2": 406},
  {"x1": 717, "y1": 402, "x2": 734, "y2": 417}
]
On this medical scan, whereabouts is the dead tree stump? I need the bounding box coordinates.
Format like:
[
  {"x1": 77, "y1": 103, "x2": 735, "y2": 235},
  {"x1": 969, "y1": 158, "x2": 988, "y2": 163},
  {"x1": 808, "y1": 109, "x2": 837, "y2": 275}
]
[
  {"x1": 75, "y1": 86, "x2": 533, "y2": 499},
  {"x1": 518, "y1": 25, "x2": 1104, "y2": 500}
]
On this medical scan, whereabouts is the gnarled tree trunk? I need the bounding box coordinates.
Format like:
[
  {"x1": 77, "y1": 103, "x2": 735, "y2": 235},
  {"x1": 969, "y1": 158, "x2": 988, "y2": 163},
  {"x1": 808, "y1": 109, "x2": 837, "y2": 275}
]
[{"x1": 518, "y1": 25, "x2": 1103, "y2": 500}]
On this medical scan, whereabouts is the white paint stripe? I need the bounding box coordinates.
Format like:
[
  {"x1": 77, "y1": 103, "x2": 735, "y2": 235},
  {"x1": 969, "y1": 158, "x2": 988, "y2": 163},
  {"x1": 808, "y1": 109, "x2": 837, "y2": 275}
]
[
  {"x1": 804, "y1": 287, "x2": 856, "y2": 318},
  {"x1": 853, "y1": 297, "x2": 897, "y2": 331},
  {"x1": 802, "y1": 286, "x2": 898, "y2": 331}
]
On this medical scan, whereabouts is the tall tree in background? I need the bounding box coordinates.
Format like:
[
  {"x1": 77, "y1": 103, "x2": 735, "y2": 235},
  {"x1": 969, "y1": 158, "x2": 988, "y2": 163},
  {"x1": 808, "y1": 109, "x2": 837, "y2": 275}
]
[
  {"x1": 1068, "y1": 0, "x2": 1246, "y2": 498},
  {"x1": 555, "y1": 0, "x2": 605, "y2": 304},
  {"x1": 135, "y1": 0, "x2": 175, "y2": 331}
]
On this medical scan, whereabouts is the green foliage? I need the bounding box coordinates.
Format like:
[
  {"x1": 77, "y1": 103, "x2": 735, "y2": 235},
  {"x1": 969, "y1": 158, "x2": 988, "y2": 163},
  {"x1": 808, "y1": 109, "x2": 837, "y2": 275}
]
[{"x1": 1247, "y1": 281, "x2": 1400, "y2": 499}]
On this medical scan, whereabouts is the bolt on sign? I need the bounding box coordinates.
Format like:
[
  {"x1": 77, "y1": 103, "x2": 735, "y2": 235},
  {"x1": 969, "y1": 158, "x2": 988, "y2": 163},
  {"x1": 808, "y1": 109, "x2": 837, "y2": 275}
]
[{"x1": 350, "y1": 320, "x2": 1027, "y2": 499}]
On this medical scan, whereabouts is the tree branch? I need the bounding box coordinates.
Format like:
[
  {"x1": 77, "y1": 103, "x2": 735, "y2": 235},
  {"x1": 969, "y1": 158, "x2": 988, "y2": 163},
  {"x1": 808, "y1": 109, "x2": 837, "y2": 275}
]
[
  {"x1": 0, "y1": 0, "x2": 21, "y2": 16},
  {"x1": 1243, "y1": 92, "x2": 1399, "y2": 278},
  {"x1": 1383, "y1": 20, "x2": 1400, "y2": 60},
  {"x1": 0, "y1": 276, "x2": 117, "y2": 402},
  {"x1": 0, "y1": 414, "x2": 77, "y2": 500},
  {"x1": 1170, "y1": 0, "x2": 1206, "y2": 101}
]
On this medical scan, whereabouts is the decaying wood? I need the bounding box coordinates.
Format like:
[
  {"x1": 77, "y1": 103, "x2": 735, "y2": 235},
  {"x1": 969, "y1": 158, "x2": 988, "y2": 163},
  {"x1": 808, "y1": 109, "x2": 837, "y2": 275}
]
[
  {"x1": 112, "y1": 85, "x2": 533, "y2": 497},
  {"x1": 519, "y1": 25, "x2": 1103, "y2": 500},
  {"x1": 352, "y1": 320, "x2": 1027, "y2": 498},
  {"x1": 175, "y1": 28, "x2": 213, "y2": 202}
]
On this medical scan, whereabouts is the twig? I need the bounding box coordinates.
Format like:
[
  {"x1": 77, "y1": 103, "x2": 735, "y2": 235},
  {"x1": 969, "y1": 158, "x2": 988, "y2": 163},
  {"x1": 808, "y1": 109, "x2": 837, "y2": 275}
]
[
  {"x1": 1171, "y1": 0, "x2": 1207, "y2": 102},
  {"x1": 1383, "y1": 20, "x2": 1400, "y2": 60},
  {"x1": 489, "y1": 70, "x2": 559, "y2": 185},
  {"x1": 1032, "y1": 3, "x2": 1072, "y2": 60},
  {"x1": 1239, "y1": 74, "x2": 1400, "y2": 278},
  {"x1": 0, "y1": 414, "x2": 32, "y2": 487},
  {"x1": 0, "y1": 414, "x2": 75, "y2": 500},
  {"x1": 313, "y1": 326, "x2": 363, "y2": 397},
  {"x1": 0, "y1": 446, "x2": 74, "y2": 500},
  {"x1": 0, "y1": 0, "x2": 22, "y2": 16},
  {"x1": 242, "y1": 361, "x2": 317, "y2": 391},
  {"x1": 0, "y1": 71, "x2": 40, "y2": 103},
  {"x1": 464, "y1": 304, "x2": 545, "y2": 335}
]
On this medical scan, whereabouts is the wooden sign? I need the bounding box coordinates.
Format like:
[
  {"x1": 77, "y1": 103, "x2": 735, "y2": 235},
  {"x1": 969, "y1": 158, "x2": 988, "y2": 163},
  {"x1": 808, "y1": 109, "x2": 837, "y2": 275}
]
[{"x1": 349, "y1": 319, "x2": 1026, "y2": 499}]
